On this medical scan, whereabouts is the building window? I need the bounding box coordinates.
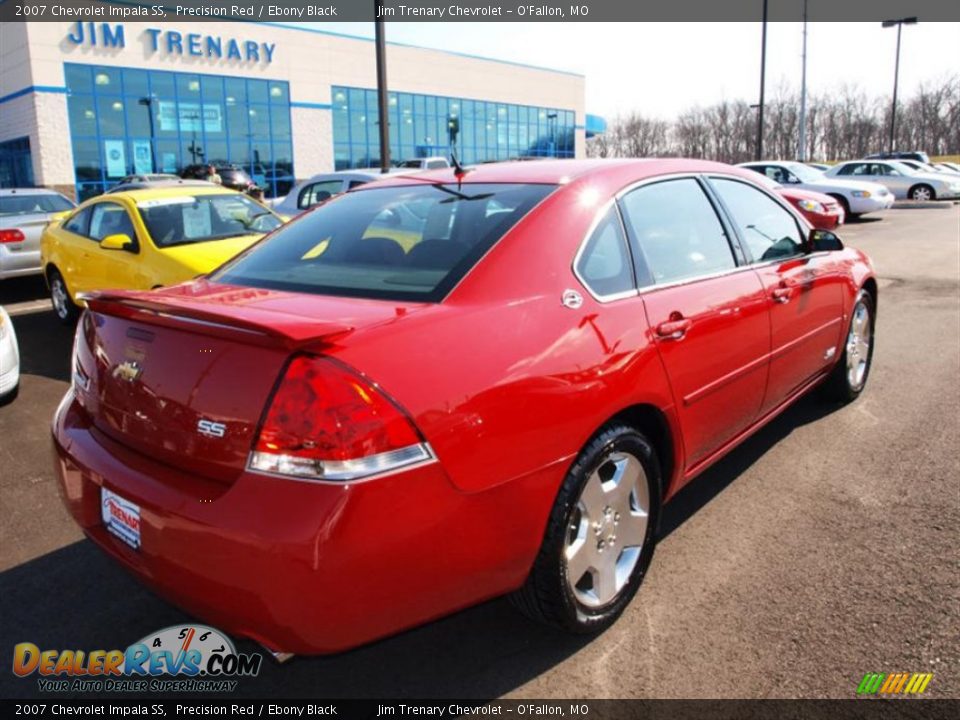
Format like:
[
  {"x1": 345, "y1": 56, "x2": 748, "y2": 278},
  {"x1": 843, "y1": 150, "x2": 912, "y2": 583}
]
[
  {"x1": 63, "y1": 63, "x2": 294, "y2": 199},
  {"x1": 331, "y1": 86, "x2": 576, "y2": 170},
  {"x1": 0, "y1": 137, "x2": 35, "y2": 188}
]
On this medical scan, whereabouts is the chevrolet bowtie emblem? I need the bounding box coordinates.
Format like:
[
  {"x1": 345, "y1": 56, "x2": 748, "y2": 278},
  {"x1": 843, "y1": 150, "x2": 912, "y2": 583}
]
[{"x1": 113, "y1": 360, "x2": 143, "y2": 383}]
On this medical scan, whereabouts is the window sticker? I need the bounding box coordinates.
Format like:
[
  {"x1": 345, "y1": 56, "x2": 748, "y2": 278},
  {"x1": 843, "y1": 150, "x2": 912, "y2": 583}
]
[{"x1": 182, "y1": 203, "x2": 212, "y2": 239}]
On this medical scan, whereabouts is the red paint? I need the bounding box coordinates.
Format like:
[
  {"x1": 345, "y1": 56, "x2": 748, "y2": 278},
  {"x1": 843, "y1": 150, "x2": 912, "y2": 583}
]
[
  {"x1": 52, "y1": 159, "x2": 875, "y2": 654},
  {"x1": 778, "y1": 187, "x2": 845, "y2": 229}
]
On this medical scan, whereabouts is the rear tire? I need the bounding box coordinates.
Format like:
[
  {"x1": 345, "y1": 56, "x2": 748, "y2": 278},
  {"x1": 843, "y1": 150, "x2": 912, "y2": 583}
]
[
  {"x1": 48, "y1": 268, "x2": 79, "y2": 325},
  {"x1": 823, "y1": 289, "x2": 875, "y2": 403},
  {"x1": 511, "y1": 424, "x2": 660, "y2": 634},
  {"x1": 909, "y1": 184, "x2": 935, "y2": 201}
]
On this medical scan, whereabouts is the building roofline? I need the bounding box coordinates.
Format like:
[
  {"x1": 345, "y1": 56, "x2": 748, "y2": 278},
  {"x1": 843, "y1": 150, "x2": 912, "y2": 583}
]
[{"x1": 254, "y1": 22, "x2": 586, "y2": 79}]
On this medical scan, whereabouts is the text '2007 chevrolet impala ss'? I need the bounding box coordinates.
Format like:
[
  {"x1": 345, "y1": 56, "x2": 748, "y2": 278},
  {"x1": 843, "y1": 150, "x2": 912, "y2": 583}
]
[{"x1": 52, "y1": 159, "x2": 876, "y2": 655}]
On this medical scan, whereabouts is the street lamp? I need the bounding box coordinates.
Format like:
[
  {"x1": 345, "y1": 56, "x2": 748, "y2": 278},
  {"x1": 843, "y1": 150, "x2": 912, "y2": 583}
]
[
  {"x1": 374, "y1": 0, "x2": 391, "y2": 173},
  {"x1": 138, "y1": 96, "x2": 157, "y2": 172},
  {"x1": 882, "y1": 17, "x2": 918, "y2": 154},
  {"x1": 755, "y1": 0, "x2": 768, "y2": 161}
]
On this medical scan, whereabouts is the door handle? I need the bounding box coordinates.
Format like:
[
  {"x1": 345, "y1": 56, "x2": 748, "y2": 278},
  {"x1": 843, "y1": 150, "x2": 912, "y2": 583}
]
[
  {"x1": 656, "y1": 317, "x2": 692, "y2": 340},
  {"x1": 771, "y1": 287, "x2": 793, "y2": 304}
]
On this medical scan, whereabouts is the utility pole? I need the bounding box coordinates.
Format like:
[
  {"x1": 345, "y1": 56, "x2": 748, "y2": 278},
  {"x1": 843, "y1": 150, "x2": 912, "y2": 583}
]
[
  {"x1": 375, "y1": 0, "x2": 391, "y2": 173},
  {"x1": 882, "y1": 17, "x2": 918, "y2": 154},
  {"x1": 798, "y1": 0, "x2": 808, "y2": 161},
  {"x1": 755, "y1": 0, "x2": 768, "y2": 161}
]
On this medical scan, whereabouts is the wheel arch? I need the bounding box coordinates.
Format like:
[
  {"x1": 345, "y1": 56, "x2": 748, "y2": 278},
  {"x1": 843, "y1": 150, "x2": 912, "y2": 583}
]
[
  {"x1": 604, "y1": 403, "x2": 677, "y2": 504},
  {"x1": 908, "y1": 183, "x2": 935, "y2": 200}
]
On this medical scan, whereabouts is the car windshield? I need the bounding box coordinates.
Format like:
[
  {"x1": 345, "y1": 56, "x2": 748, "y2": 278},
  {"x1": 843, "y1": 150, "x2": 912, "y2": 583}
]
[
  {"x1": 784, "y1": 163, "x2": 825, "y2": 182},
  {"x1": 137, "y1": 193, "x2": 282, "y2": 247},
  {"x1": 214, "y1": 182, "x2": 556, "y2": 302},
  {"x1": 0, "y1": 194, "x2": 74, "y2": 217}
]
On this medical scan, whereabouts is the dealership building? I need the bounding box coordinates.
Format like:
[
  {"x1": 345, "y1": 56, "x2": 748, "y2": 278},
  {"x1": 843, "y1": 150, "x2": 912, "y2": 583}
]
[{"x1": 0, "y1": 20, "x2": 602, "y2": 200}]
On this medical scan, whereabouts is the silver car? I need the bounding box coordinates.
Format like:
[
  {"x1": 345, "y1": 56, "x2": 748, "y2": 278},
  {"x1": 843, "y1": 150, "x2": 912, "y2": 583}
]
[
  {"x1": 271, "y1": 169, "x2": 406, "y2": 218},
  {"x1": 824, "y1": 160, "x2": 960, "y2": 201},
  {"x1": 0, "y1": 189, "x2": 75, "y2": 281},
  {"x1": 737, "y1": 161, "x2": 894, "y2": 217}
]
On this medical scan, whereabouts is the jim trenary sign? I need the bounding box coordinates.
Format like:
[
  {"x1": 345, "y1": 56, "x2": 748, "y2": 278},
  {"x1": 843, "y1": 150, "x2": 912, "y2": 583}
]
[{"x1": 66, "y1": 22, "x2": 277, "y2": 63}]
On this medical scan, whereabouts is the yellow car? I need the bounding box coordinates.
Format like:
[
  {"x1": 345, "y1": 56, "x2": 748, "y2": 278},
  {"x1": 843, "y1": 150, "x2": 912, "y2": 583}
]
[{"x1": 41, "y1": 186, "x2": 283, "y2": 323}]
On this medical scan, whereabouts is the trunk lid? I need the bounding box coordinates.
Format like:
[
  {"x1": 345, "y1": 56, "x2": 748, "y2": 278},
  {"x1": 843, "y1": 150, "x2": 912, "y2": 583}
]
[{"x1": 76, "y1": 281, "x2": 424, "y2": 483}]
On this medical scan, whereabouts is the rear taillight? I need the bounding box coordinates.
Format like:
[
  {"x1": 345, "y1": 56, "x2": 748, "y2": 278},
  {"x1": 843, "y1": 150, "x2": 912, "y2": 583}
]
[
  {"x1": 248, "y1": 355, "x2": 432, "y2": 481},
  {"x1": 0, "y1": 229, "x2": 25, "y2": 244}
]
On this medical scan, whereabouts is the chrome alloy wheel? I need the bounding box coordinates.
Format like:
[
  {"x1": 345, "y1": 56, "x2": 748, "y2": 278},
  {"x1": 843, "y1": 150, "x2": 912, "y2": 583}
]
[
  {"x1": 51, "y1": 276, "x2": 70, "y2": 320},
  {"x1": 564, "y1": 451, "x2": 650, "y2": 609},
  {"x1": 846, "y1": 300, "x2": 872, "y2": 391},
  {"x1": 910, "y1": 186, "x2": 933, "y2": 201}
]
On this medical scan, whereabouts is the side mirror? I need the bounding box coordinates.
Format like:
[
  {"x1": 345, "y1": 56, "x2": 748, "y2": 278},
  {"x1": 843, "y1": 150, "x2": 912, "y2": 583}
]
[
  {"x1": 99, "y1": 233, "x2": 134, "y2": 252},
  {"x1": 809, "y1": 229, "x2": 844, "y2": 253}
]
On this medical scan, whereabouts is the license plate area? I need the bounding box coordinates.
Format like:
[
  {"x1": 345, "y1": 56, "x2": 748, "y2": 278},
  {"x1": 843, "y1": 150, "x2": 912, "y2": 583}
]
[{"x1": 101, "y1": 487, "x2": 141, "y2": 550}]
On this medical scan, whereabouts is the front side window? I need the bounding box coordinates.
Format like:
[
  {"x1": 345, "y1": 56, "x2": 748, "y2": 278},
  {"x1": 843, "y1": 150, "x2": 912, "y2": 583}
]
[
  {"x1": 89, "y1": 203, "x2": 137, "y2": 242},
  {"x1": 137, "y1": 193, "x2": 282, "y2": 248},
  {"x1": 575, "y1": 206, "x2": 634, "y2": 298},
  {"x1": 710, "y1": 178, "x2": 805, "y2": 263},
  {"x1": 214, "y1": 183, "x2": 555, "y2": 302},
  {"x1": 620, "y1": 178, "x2": 735, "y2": 285},
  {"x1": 298, "y1": 181, "x2": 343, "y2": 210}
]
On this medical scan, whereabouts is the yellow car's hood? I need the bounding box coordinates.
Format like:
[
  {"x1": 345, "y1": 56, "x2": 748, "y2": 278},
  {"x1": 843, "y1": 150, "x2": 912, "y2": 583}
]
[{"x1": 159, "y1": 234, "x2": 263, "y2": 275}]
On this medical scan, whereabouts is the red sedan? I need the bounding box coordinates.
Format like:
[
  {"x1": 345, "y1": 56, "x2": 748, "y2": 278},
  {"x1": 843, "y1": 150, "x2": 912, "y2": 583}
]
[
  {"x1": 53, "y1": 159, "x2": 876, "y2": 655},
  {"x1": 751, "y1": 171, "x2": 845, "y2": 229}
]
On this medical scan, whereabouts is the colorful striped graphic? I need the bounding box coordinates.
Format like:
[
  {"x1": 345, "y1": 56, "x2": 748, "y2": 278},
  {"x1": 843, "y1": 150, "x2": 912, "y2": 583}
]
[{"x1": 857, "y1": 672, "x2": 933, "y2": 695}]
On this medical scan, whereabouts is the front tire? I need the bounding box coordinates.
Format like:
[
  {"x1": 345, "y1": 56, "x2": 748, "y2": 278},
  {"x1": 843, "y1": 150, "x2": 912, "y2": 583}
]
[
  {"x1": 823, "y1": 289, "x2": 875, "y2": 403},
  {"x1": 511, "y1": 424, "x2": 660, "y2": 634},
  {"x1": 49, "y1": 269, "x2": 79, "y2": 325},
  {"x1": 909, "y1": 184, "x2": 935, "y2": 201}
]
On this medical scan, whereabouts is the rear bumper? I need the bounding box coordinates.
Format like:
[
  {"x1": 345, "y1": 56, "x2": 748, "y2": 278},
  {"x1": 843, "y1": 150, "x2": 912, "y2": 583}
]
[
  {"x1": 52, "y1": 392, "x2": 554, "y2": 654},
  {"x1": 0, "y1": 246, "x2": 42, "y2": 280},
  {"x1": 848, "y1": 195, "x2": 894, "y2": 214}
]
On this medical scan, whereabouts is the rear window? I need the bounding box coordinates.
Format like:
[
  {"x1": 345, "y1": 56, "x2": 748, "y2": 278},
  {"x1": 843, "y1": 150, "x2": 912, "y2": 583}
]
[
  {"x1": 214, "y1": 183, "x2": 555, "y2": 302},
  {"x1": 0, "y1": 194, "x2": 74, "y2": 216},
  {"x1": 137, "y1": 194, "x2": 282, "y2": 247}
]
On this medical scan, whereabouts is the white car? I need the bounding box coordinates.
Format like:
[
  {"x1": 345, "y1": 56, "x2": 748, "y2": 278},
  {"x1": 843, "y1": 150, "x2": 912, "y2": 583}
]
[
  {"x1": 737, "y1": 161, "x2": 894, "y2": 218},
  {"x1": 0, "y1": 306, "x2": 20, "y2": 402},
  {"x1": 932, "y1": 162, "x2": 960, "y2": 175},
  {"x1": 824, "y1": 160, "x2": 960, "y2": 201},
  {"x1": 270, "y1": 170, "x2": 390, "y2": 217}
]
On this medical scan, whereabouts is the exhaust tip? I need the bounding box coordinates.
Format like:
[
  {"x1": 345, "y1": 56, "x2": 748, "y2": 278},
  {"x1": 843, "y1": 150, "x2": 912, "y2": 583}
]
[{"x1": 261, "y1": 646, "x2": 295, "y2": 664}]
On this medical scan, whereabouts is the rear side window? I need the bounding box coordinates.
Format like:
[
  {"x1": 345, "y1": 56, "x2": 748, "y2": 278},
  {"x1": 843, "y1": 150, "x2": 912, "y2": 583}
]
[
  {"x1": 214, "y1": 183, "x2": 555, "y2": 302},
  {"x1": 710, "y1": 178, "x2": 804, "y2": 263},
  {"x1": 89, "y1": 203, "x2": 137, "y2": 242},
  {"x1": 298, "y1": 180, "x2": 343, "y2": 210},
  {"x1": 64, "y1": 207, "x2": 92, "y2": 237},
  {"x1": 620, "y1": 178, "x2": 735, "y2": 285},
  {"x1": 576, "y1": 207, "x2": 634, "y2": 298}
]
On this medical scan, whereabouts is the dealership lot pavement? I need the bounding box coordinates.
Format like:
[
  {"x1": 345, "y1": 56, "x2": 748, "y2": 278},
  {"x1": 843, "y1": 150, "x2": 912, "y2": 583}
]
[{"x1": 1, "y1": 203, "x2": 958, "y2": 699}]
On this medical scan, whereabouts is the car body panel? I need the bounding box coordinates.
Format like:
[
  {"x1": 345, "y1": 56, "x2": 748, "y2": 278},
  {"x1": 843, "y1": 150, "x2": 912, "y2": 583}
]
[
  {"x1": 738, "y1": 161, "x2": 895, "y2": 215},
  {"x1": 52, "y1": 158, "x2": 876, "y2": 653},
  {"x1": 40, "y1": 186, "x2": 281, "y2": 302},
  {"x1": 0, "y1": 306, "x2": 20, "y2": 397},
  {"x1": 0, "y1": 189, "x2": 76, "y2": 280}
]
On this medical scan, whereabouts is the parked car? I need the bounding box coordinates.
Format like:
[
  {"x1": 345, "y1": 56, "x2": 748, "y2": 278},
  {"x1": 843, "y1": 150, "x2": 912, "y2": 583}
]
[
  {"x1": 0, "y1": 305, "x2": 20, "y2": 402},
  {"x1": 895, "y1": 159, "x2": 948, "y2": 175},
  {"x1": 271, "y1": 170, "x2": 390, "y2": 217},
  {"x1": 396, "y1": 156, "x2": 451, "y2": 170},
  {"x1": 181, "y1": 163, "x2": 256, "y2": 193},
  {"x1": 0, "y1": 189, "x2": 76, "y2": 281},
  {"x1": 114, "y1": 173, "x2": 180, "y2": 185},
  {"x1": 865, "y1": 151, "x2": 931, "y2": 164},
  {"x1": 749, "y1": 172, "x2": 844, "y2": 229},
  {"x1": 737, "y1": 161, "x2": 894, "y2": 218},
  {"x1": 824, "y1": 160, "x2": 960, "y2": 201},
  {"x1": 933, "y1": 161, "x2": 960, "y2": 174},
  {"x1": 53, "y1": 159, "x2": 877, "y2": 655},
  {"x1": 41, "y1": 186, "x2": 283, "y2": 324}
]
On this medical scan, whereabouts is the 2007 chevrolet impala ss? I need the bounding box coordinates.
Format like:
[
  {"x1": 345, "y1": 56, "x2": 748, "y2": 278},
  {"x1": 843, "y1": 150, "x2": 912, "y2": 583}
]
[{"x1": 52, "y1": 159, "x2": 876, "y2": 655}]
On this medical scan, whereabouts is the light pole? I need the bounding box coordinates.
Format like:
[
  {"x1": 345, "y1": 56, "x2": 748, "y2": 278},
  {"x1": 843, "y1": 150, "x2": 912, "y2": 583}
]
[
  {"x1": 798, "y1": 0, "x2": 808, "y2": 161},
  {"x1": 755, "y1": 0, "x2": 768, "y2": 161},
  {"x1": 882, "y1": 17, "x2": 918, "y2": 154},
  {"x1": 374, "y1": 0, "x2": 391, "y2": 173},
  {"x1": 138, "y1": 95, "x2": 157, "y2": 172}
]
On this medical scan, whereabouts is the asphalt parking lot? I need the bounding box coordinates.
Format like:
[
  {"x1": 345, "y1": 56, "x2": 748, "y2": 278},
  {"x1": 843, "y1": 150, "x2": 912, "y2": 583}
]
[{"x1": 1, "y1": 202, "x2": 958, "y2": 700}]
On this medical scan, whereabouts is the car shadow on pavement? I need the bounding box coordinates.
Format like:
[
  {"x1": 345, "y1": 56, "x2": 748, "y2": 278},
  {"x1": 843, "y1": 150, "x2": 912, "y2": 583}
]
[
  {"x1": 0, "y1": 276, "x2": 49, "y2": 305},
  {"x1": 0, "y1": 539, "x2": 591, "y2": 700},
  {"x1": 9, "y1": 310, "x2": 74, "y2": 384},
  {"x1": 658, "y1": 392, "x2": 836, "y2": 540}
]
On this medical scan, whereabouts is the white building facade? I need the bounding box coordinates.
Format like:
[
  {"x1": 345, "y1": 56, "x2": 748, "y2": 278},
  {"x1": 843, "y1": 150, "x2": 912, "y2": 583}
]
[{"x1": 0, "y1": 21, "x2": 589, "y2": 199}]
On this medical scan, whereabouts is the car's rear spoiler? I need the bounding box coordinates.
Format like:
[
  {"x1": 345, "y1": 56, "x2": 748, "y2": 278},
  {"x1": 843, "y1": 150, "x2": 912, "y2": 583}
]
[{"x1": 80, "y1": 290, "x2": 354, "y2": 350}]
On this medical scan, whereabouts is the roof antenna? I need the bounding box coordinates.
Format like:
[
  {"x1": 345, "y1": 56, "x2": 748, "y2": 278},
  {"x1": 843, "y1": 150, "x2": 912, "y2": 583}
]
[{"x1": 451, "y1": 150, "x2": 470, "y2": 190}]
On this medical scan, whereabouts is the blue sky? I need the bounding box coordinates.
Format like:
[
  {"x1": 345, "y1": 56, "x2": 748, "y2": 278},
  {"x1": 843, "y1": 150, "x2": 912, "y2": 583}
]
[{"x1": 299, "y1": 22, "x2": 960, "y2": 119}]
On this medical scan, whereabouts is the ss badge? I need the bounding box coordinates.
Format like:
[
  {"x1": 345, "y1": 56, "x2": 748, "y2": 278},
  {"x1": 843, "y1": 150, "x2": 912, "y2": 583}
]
[{"x1": 197, "y1": 419, "x2": 227, "y2": 438}]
